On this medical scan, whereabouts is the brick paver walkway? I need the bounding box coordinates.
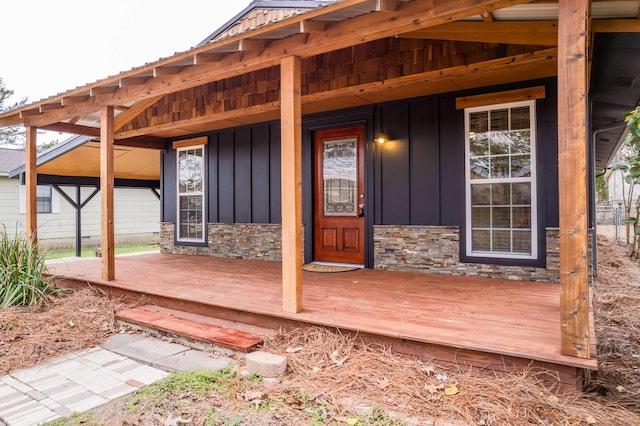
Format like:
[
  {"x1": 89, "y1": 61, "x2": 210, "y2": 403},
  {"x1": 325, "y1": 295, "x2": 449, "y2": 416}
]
[{"x1": 0, "y1": 346, "x2": 168, "y2": 426}]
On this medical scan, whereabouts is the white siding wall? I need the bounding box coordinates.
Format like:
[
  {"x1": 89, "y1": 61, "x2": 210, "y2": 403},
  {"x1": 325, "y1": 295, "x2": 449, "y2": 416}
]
[
  {"x1": 0, "y1": 177, "x2": 23, "y2": 236},
  {"x1": 0, "y1": 176, "x2": 160, "y2": 248}
]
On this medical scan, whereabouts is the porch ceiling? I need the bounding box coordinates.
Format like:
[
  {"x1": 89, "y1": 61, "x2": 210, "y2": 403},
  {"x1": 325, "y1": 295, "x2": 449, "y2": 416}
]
[
  {"x1": 8, "y1": 136, "x2": 160, "y2": 182},
  {"x1": 0, "y1": 0, "x2": 639, "y2": 169}
]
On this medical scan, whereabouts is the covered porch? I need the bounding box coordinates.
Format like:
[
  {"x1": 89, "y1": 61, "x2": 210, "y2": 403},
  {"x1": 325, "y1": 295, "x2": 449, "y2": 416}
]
[{"x1": 46, "y1": 252, "x2": 597, "y2": 388}]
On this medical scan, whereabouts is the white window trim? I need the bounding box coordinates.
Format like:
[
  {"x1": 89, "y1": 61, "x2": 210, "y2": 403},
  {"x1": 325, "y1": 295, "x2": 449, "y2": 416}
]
[
  {"x1": 464, "y1": 99, "x2": 538, "y2": 260},
  {"x1": 176, "y1": 144, "x2": 206, "y2": 243}
]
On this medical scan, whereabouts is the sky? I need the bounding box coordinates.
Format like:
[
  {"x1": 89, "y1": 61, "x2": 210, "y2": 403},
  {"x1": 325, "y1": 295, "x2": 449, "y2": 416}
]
[{"x1": 0, "y1": 0, "x2": 251, "y2": 143}]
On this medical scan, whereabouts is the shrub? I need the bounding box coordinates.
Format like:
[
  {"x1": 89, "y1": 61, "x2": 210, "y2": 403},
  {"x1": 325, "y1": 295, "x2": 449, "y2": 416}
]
[{"x1": 0, "y1": 228, "x2": 55, "y2": 307}]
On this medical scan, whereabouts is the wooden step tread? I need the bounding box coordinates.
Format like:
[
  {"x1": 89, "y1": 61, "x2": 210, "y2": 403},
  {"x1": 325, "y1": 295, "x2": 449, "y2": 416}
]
[{"x1": 117, "y1": 307, "x2": 263, "y2": 353}]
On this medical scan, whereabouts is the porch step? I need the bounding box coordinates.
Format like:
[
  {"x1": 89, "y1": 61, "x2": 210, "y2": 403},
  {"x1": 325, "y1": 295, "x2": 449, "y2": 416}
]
[{"x1": 116, "y1": 305, "x2": 265, "y2": 353}]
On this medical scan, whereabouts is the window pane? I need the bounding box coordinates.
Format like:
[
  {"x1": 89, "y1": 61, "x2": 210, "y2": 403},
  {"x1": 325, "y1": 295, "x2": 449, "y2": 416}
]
[
  {"x1": 178, "y1": 148, "x2": 203, "y2": 193},
  {"x1": 513, "y1": 207, "x2": 531, "y2": 229},
  {"x1": 489, "y1": 131, "x2": 511, "y2": 156},
  {"x1": 179, "y1": 195, "x2": 203, "y2": 240},
  {"x1": 513, "y1": 231, "x2": 531, "y2": 253},
  {"x1": 492, "y1": 207, "x2": 511, "y2": 228},
  {"x1": 472, "y1": 230, "x2": 490, "y2": 251},
  {"x1": 470, "y1": 157, "x2": 489, "y2": 179},
  {"x1": 36, "y1": 185, "x2": 52, "y2": 214},
  {"x1": 472, "y1": 207, "x2": 490, "y2": 227},
  {"x1": 491, "y1": 183, "x2": 511, "y2": 205},
  {"x1": 490, "y1": 109, "x2": 509, "y2": 131},
  {"x1": 492, "y1": 230, "x2": 511, "y2": 251},
  {"x1": 511, "y1": 106, "x2": 530, "y2": 130},
  {"x1": 470, "y1": 133, "x2": 489, "y2": 157},
  {"x1": 471, "y1": 184, "x2": 491, "y2": 205},
  {"x1": 509, "y1": 130, "x2": 530, "y2": 154},
  {"x1": 511, "y1": 155, "x2": 531, "y2": 178},
  {"x1": 469, "y1": 111, "x2": 488, "y2": 133},
  {"x1": 323, "y1": 138, "x2": 357, "y2": 216},
  {"x1": 490, "y1": 156, "x2": 510, "y2": 178},
  {"x1": 512, "y1": 183, "x2": 531, "y2": 204}
]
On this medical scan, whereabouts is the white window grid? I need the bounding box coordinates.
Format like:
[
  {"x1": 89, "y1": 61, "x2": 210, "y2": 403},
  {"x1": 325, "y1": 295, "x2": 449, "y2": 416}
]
[
  {"x1": 176, "y1": 145, "x2": 205, "y2": 243},
  {"x1": 464, "y1": 100, "x2": 538, "y2": 259}
]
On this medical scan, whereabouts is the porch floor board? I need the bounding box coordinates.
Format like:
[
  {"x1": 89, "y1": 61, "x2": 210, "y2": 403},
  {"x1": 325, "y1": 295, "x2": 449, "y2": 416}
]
[{"x1": 46, "y1": 253, "x2": 597, "y2": 372}]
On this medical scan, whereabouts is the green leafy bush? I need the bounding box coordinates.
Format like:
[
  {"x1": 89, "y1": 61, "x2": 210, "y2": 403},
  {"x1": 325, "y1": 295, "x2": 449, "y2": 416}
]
[{"x1": 0, "y1": 228, "x2": 55, "y2": 307}]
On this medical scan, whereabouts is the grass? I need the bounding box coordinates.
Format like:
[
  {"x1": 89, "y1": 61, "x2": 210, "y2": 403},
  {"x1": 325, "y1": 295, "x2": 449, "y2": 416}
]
[{"x1": 45, "y1": 243, "x2": 159, "y2": 259}]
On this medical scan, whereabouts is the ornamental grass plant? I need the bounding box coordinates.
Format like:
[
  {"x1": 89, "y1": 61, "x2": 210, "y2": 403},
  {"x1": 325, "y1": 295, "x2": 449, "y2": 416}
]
[{"x1": 0, "y1": 228, "x2": 55, "y2": 307}]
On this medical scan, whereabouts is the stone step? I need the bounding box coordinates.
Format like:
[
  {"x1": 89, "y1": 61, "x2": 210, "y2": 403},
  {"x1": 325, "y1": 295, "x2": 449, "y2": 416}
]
[{"x1": 116, "y1": 305, "x2": 264, "y2": 353}]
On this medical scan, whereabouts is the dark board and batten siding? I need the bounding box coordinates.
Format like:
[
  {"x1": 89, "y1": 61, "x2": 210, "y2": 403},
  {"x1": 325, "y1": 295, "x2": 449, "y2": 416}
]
[
  {"x1": 162, "y1": 123, "x2": 282, "y2": 226},
  {"x1": 162, "y1": 78, "x2": 560, "y2": 267}
]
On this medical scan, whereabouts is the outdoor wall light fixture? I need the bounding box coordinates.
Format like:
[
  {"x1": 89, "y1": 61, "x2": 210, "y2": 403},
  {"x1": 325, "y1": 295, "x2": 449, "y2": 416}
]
[{"x1": 375, "y1": 131, "x2": 390, "y2": 145}]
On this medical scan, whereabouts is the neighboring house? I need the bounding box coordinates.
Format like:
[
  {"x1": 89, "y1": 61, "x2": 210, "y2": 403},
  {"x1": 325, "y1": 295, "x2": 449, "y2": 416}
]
[
  {"x1": 0, "y1": 141, "x2": 160, "y2": 250},
  {"x1": 1, "y1": 0, "x2": 639, "y2": 363}
]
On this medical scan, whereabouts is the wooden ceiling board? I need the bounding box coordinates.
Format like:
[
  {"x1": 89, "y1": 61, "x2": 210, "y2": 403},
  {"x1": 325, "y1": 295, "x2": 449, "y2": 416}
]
[{"x1": 36, "y1": 143, "x2": 159, "y2": 180}]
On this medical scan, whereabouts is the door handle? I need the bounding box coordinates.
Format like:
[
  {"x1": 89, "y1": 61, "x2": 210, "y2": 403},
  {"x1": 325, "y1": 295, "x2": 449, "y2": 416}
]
[{"x1": 358, "y1": 203, "x2": 365, "y2": 217}]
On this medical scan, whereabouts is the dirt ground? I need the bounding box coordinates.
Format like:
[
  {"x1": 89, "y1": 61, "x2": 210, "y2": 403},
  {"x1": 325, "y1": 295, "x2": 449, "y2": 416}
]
[{"x1": 1, "y1": 235, "x2": 640, "y2": 425}]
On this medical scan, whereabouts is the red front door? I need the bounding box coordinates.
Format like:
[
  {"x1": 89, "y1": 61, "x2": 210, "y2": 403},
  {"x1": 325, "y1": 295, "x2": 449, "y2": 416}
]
[{"x1": 313, "y1": 127, "x2": 365, "y2": 264}]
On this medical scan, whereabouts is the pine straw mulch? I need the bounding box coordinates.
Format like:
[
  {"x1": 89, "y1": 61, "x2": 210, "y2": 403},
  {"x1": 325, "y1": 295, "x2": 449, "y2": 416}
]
[
  {"x1": 2, "y1": 234, "x2": 640, "y2": 425},
  {"x1": 258, "y1": 326, "x2": 638, "y2": 425},
  {"x1": 0, "y1": 287, "x2": 126, "y2": 376},
  {"x1": 587, "y1": 234, "x2": 640, "y2": 413}
]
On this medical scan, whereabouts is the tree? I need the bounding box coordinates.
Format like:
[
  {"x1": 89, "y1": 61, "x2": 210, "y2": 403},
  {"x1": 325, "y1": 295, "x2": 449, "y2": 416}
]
[
  {"x1": 612, "y1": 107, "x2": 640, "y2": 258},
  {"x1": 0, "y1": 78, "x2": 27, "y2": 148}
]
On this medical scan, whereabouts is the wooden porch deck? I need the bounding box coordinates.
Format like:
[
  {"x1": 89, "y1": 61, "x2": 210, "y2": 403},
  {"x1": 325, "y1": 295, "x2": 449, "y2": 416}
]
[{"x1": 46, "y1": 253, "x2": 597, "y2": 386}]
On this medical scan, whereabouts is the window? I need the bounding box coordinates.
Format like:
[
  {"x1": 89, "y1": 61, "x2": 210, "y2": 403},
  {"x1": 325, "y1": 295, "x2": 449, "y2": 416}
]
[
  {"x1": 177, "y1": 145, "x2": 205, "y2": 242},
  {"x1": 465, "y1": 100, "x2": 537, "y2": 259},
  {"x1": 36, "y1": 185, "x2": 52, "y2": 213}
]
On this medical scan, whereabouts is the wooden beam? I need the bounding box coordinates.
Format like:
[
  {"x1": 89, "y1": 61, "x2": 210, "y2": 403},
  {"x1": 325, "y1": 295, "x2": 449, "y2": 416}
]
[
  {"x1": 376, "y1": 0, "x2": 398, "y2": 12},
  {"x1": 280, "y1": 55, "x2": 303, "y2": 314},
  {"x1": 300, "y1": 20, "x2": 326, "y2": 33},
  {"x1": 20, "y1": 108, "x2": 41, "y2": 118},
  {"x1": 100, "y1": 106, "x2": 115, "y2": 281},
  {"x1": 558, "y1": 0, "x2": 591, "y2": 359},
  {"x1": 456, "y1": 86, "x2": 546, "y2": 109},
  {"x1": 39, "y1": 102, "x2": 63, "y2": 112},
  {"x1": 119, "y1": 76, "x2": 150, "y2": 88},
  {"x1": 114, "y1": 135, "x2": 166, "y2": 149},
  {"x1": 239, "y1": 39, "x2": 266, "y2": 51},
  {"x1": 25, "y1": 126, "x2": 37, "y2": 242},
  {"x1": 115, "y1": 48, "x2": 556, "y2": 140},
  {"x1": 42, "y1": 122, "x2": 100, "y2": 137},
  {"x1": 90, "y1": 86, "x2": 117, "y2": 96},
  {"x1": 20, "y1": 0, "x2": 534, "y2": 128},
  {"x1": 591, "y1": 19, "x2": 640, "y2": 32},
  {"x1": 402, "y1": 21, "x2": 559, "y2": 46},
  {"x1": 193, "y1": 52, "x2": 225, "y2": 65},
  {"x1": 61, "y1": 95, "x2": 90, "y2": 105},
  {"x1": 114, "y1": 96, "x2": 163, "y2": 132},
  {"x1": 153, "y1": 66, "x2": 183, "y2": 77},
  {"x1": 171, "y1": 136, "x2": 208, "y2": 149},
  {"x1": 481, "y1": 10, "x2": 494, "y2": 21}
]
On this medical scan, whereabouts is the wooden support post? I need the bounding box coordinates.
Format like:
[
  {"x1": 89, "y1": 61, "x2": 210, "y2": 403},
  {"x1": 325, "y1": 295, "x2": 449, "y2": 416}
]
[
  {"x1": 25, "y1": 126, "x2": 38, "y2": 242},
  {"x1": 100, "y1": 106, "x2": 116, "y2": 281},
  {"x1": 558, "y1": 0, "x2": 591, "y2": 358},
  {"x1": 280, "y1": 55, "x2": 303, "y2": 313}
]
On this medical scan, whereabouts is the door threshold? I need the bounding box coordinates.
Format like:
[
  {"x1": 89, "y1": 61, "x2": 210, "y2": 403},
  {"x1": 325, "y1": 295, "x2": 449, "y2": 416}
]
[{"x1": 309, "y1": 261, "x2": 364, "y2": 268}]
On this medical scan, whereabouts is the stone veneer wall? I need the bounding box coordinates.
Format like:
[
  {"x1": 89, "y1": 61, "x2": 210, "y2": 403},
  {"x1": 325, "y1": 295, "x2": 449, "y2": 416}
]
[
  {"x1": 160, "y1": 222, "x2": 283, "y2": 261},
  {"x1": 374, "y1": 225, "x2": 561, "y2": 283}
]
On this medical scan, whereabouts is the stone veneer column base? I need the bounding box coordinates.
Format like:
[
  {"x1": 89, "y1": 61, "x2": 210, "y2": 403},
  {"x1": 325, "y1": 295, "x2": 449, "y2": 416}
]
[
  {"x1": 374, "y1": 225, "x2": 561, "y2": 283},
  {"x1": 160, "y1": 222, "x2": 283, "y2": 261}
]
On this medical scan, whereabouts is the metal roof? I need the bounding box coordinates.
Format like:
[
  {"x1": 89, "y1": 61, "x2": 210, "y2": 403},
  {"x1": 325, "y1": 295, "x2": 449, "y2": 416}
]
[{"x1": 0, "y1": 0, "x2": 638, "y2": 169}]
